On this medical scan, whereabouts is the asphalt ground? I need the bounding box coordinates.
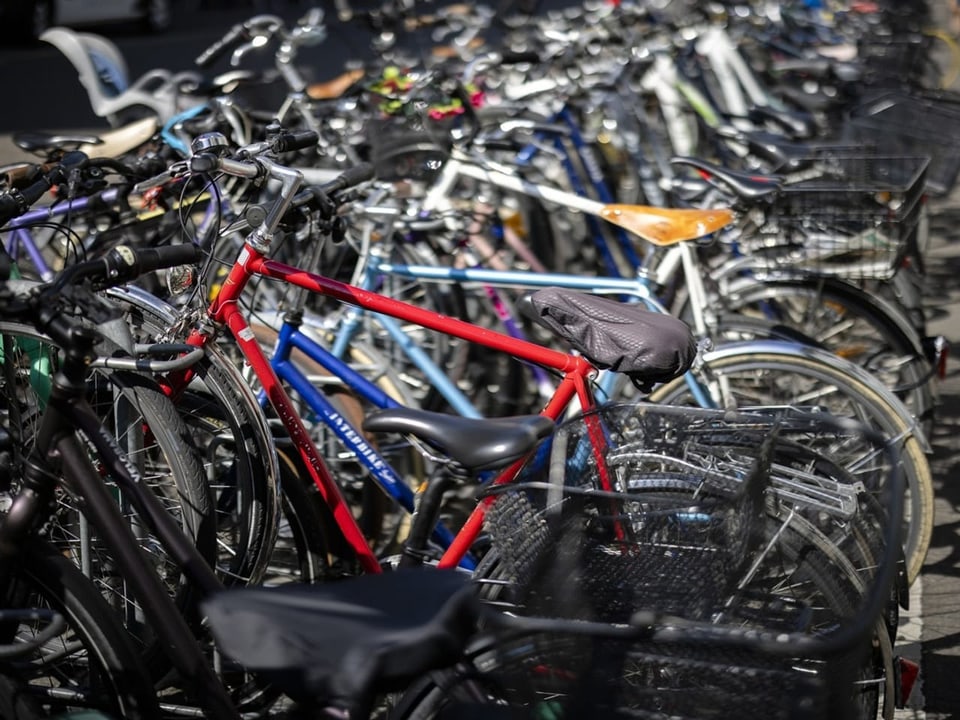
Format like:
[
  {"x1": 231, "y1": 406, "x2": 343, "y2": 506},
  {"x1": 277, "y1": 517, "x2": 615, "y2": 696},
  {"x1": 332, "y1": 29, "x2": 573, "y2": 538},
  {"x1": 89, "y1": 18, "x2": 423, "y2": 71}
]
[{"x1": 0, "y1": 2, "x2": 958, "y2": 717}]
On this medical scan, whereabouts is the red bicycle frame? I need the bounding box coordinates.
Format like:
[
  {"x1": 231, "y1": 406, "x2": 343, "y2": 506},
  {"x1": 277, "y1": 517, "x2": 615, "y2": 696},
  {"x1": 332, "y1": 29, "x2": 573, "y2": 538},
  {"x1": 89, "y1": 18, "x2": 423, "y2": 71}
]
[{"x1": 169, "y1": 240, "x2": 608, "y2": 572}]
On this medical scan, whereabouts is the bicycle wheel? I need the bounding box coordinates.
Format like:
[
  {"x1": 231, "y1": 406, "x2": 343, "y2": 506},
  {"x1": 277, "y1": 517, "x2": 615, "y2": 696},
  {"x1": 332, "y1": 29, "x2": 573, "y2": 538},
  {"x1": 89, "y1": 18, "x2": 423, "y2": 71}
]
[
  {"x1": 107, "y1": 286, "x2": 281, "y2": 588},
  {"x1": 267, "y1": 445, "x2": 333, "y2": 584},
  {"x1": 406, "y1": 514, "x2": 884, "y2": 720},
  {"x1": 698, "y1": 275, "x2": 936, "y2": 435},
  {"x1": 0, "y1": 323, "x2": 215, "y2": 640},
  {"x1": 0, "y1": 544, "x2": 162, "y2": 719},
  {"x1": 918, "y1": 28, "x2": 960, "y2": 90},
  {"x1": 647, "y1": 342, "x2": 933, "y2": 585}
]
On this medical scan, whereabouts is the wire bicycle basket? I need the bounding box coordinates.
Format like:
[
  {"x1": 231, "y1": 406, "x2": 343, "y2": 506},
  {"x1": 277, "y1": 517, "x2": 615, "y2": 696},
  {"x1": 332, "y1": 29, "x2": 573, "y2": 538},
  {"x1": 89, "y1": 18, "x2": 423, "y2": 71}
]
[
  {"x1": 731, "y1": 152, "x2": 928, "y2": 282},
  {"x1": 478, "y1": 403, "x2": 903, "y2": 720},
  {"x1": 844, "y1": 90, "x2": 960, "y2": 197}
]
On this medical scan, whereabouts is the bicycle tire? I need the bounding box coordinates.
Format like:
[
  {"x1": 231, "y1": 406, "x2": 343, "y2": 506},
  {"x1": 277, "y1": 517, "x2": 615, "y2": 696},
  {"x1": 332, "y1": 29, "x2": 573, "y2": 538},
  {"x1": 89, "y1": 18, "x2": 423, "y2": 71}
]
[
  {"x1": 403, "y1": 515, "x2": 883, "y2": 720},
  {"x1": 919, "y1": 28, "x2": 960, "y2": 90},
  {"x1": 90, "y1": 368, "x2": 216, "y2": 681},
  {"x1": 0, "y1": 322, "x2": 215, "y2": 639},
  {"x1": 0, "y1": 544, "x2": 163, "y2": 719},
  {"x1": 696, "y1": 275, "x2": 936, "y2": 434},
  {"x1": 107, "y1": 286, "x2": 281, "y2": 587},
  {"x1": 647, "y1": 344, "x2": 934, "y2": 585},
  {"x1": 268, "y1": 446, "x2": 333, "y2": 584}
]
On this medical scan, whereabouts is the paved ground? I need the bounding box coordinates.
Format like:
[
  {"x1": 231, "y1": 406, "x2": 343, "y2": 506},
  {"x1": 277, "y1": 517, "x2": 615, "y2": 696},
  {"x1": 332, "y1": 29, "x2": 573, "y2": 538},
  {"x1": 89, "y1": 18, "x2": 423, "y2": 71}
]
[
  {"x1": 906, "y1": 191, "x2": 960, "y2": 718},
  {"x1": 0, "y1": 2, "x2": 959, "y2": 717},
  {"x1": 888, "y1": 188, "x2": 960, "y2": 719},
  {"x1": 893, "y1": 5, "x2": 960, "y2": 717}
]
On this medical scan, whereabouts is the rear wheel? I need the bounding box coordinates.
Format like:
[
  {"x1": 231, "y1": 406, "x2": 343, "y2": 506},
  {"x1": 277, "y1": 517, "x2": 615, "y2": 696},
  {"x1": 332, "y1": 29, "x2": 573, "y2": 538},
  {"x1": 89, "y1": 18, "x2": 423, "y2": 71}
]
[
  {"x1": 0, "y1": 545, "x2": 162, "y2": 719},
  {"x1": 648, "y1": 345, "x2": 934, "y2": 585},
  {"x1": 700, "y1": 276, "x2": 936, "y2": 435}
]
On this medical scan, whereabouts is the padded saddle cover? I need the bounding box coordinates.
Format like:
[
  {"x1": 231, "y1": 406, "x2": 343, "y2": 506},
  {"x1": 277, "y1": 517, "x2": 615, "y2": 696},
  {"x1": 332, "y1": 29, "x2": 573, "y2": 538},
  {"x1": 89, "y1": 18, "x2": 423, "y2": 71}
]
[{"x1": 526, "y1": 288, "x2": 697, "y2": 388}]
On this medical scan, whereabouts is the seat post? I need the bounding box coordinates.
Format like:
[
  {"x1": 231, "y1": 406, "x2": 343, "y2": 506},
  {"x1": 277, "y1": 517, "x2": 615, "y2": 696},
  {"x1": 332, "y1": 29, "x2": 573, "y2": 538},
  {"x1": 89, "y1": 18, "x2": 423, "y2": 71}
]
[{"x1": 399, "y1": 465, "x2": 467, "y2": 568}]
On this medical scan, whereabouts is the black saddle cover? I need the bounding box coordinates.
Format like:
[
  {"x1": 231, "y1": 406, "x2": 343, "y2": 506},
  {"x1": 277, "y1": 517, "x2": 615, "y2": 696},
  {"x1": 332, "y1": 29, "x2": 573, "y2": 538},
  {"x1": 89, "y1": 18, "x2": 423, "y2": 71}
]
[
  {"x1": 202, "y1": 569, "x2": 478, "y2": 708},
  {"x1": 525, "y1": 288, "x2": 697, "y2": 389}
]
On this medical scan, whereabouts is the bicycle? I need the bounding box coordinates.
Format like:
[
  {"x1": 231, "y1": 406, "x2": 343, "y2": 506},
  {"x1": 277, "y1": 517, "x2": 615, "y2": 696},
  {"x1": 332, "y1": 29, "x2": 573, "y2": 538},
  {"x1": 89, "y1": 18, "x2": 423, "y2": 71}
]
[
  {"x1": 199, "y1": 402, "x2": 907, "y2": 720},
  {"x1": 15, "y1": 108, "x2": 931, "y2": 585},
  {"x1": 295, "y1": 173, "x2": 935, "y2": 584},
  {"x1": 0, "y1": 240, "x2": 237, "y2": 719},
  {"x1": 113, "y1": 129, "x2": 722, "y2": 578},
  {"x1": 3, "y1": 262, "x2": 916, "y2": 717},
  {"x1": 2, "y1": 230, "x2": 606, "y2": 718}
]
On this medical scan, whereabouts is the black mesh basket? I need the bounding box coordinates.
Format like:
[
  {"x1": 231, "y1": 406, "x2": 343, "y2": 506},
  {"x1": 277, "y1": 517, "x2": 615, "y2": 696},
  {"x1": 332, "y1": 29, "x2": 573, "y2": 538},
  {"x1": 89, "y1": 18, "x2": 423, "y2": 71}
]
[
  {"x1": 477, "y1": 404, "x2": 903, "y2": 720},
  {"x1": 856, "y1": 32, "x2": 931, "y2": 88},
  {"x1": 844, "y1": 90, "x2": 960, "y2": 196},
  {"x1": 732, "y1": 151, "x2": 928, "y2": 281}
]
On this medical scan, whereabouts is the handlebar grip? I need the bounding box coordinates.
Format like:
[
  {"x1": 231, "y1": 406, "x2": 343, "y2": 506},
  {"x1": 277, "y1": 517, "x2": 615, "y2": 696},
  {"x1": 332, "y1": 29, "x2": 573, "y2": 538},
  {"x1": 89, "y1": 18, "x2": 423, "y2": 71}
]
[
  {"x1": 189, "y1": 153, "x2": 220, "y2": 174},
  {"x1": 274, "y1": 130, "x2": 319, "y2": 154},
  {"x1": 102, "y1": 244, "x2": 202, "y2": 285},
  {"x1": 0, "y1": 192, "x2": 29, "y2": 227},
  {"x1": 195, "y1": 24, "x2": 247, "y2": 68},
  {"x1": 0, "y1": 150, "x2": 87, "y2": 226},
  {"x1": 322, "y1": 162, "x2": 376, "y2": 194},
  {"x1": 500, "y1": 50, "x2": 540, "y2": 65}
]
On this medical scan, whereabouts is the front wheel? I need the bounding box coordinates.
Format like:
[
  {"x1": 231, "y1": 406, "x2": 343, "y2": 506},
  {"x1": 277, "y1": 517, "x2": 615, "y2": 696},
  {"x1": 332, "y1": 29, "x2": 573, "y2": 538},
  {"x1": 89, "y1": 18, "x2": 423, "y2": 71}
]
[
  {"x1": 0, "y1": 545, "x2": 162, "y2": 719},
  {"x1": 647, "y1": 342, "x2": 934, "y2": 586}
]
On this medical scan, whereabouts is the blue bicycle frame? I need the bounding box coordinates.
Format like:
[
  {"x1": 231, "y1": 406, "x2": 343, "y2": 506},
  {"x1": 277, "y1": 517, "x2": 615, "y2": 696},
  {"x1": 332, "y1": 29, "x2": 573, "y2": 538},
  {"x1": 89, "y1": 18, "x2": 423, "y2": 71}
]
[{"x1": 488, "y1": 104, "x2": 644, "y2": 276}]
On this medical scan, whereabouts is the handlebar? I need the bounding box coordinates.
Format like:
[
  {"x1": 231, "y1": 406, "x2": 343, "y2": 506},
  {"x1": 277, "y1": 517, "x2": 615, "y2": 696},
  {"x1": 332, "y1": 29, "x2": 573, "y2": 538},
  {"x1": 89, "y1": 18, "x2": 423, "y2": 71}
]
[
  {"x1": 194, "y1": 8, "x2": 326, "y2": 73},
  {"x1": 0, "y1": 244, "x2": 202, "y2": 357},
  {"x1": 51, "y1": 243, "x2": 203, "y2": 294},
  {"x1": 189, "y1": 128, "x2": 365, "y2": 181},
  {"x1": 322, "y1": 162, "x2": 376, "y2": 195},
  {"x1": 273, "y1": 129, "x2": 320, "y2": 154},
  {"x1": 0, "y1": 151, "x2": 88, "y2": 227},
  {"x1": 194, "y1": 14, "x2": 287, "y2": 69},
  {"x1": 195, "y1": 22, "x2": 250, "y2": 68},
  {"x1": 283, "y1": 161, "x2": 376, "y2": 221}
]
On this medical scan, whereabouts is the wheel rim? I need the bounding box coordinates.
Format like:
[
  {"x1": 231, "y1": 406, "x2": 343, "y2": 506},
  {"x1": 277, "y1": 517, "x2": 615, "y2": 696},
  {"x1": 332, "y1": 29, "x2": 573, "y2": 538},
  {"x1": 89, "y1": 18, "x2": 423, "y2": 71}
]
[{"x1": 649, "y1": 352, "x2": 932, "y2": 586}]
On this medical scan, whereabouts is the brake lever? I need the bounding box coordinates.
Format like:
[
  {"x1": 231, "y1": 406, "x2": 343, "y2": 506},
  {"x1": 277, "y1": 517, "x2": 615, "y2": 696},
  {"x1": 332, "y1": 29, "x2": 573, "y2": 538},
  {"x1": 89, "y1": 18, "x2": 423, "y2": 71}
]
[
  {"x1": 230, "y1": 41, "x2": 259, "y2": 67},
  {"x1": 229, "y1": 15, "x2": 284, "y2": 66},
  {"x1": 131, "y1": 161, "x2": 189, "y2": 194}
]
